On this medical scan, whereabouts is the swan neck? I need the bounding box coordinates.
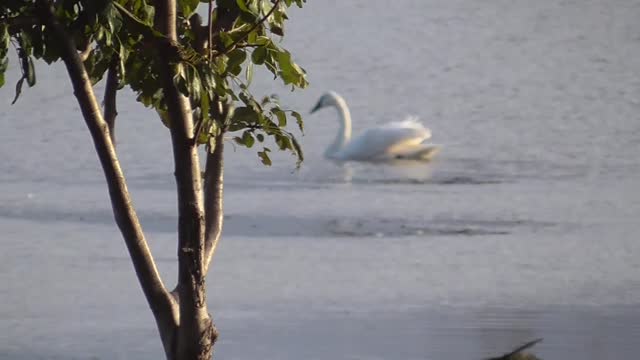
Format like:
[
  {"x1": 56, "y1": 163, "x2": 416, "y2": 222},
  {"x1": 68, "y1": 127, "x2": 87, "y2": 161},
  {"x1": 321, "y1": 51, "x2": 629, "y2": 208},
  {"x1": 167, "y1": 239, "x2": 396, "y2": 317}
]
[{"x1": 327, "y1": 96, "x2": 352, "y2": 157}]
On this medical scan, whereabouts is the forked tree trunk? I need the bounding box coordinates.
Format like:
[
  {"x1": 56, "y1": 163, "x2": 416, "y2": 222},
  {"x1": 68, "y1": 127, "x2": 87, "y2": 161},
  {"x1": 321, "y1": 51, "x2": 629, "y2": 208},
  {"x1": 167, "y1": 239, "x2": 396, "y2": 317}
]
[{"x1": 36, "y1": 0, "x2": 224, "y2": 359}]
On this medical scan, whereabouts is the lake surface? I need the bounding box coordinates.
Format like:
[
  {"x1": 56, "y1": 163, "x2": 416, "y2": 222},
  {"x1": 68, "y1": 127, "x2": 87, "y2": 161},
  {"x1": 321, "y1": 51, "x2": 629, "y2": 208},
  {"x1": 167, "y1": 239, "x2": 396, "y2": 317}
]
[{"x1": 2, "y1": 1, "x2": 640, "y2": 359}]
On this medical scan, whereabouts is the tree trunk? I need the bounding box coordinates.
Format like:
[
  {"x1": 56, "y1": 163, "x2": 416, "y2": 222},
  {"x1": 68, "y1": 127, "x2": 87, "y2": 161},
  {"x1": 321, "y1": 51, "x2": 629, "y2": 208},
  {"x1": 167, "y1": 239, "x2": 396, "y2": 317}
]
[{"x1": 156, "y1": 1, "x2": 217, "y2": 359}]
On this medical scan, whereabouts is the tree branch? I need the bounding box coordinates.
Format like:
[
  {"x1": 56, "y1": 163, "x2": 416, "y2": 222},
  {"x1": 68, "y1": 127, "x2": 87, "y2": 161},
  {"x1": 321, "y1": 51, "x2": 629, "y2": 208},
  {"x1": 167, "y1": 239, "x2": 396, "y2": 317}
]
[
  {"x1": 156, "y1": 0, "x2": 205, "y2": 295},
  {"x1": 103, "y1": 57, "x2": 118, "y2": 145},
  {"x1": 203, "y1": 132, "x2": 224, "y2": 273},
  {"x1": 34, "y1": 0, "x2": 174, "y2": 329},
  {"x1": 153, "y1": 0, "x2": 176, "y2": 39}
]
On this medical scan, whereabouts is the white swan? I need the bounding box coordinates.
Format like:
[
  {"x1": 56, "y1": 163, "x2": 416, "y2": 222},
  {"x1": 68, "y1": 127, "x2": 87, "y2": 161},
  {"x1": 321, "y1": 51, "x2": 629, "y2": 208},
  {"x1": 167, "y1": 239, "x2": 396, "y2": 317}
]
[{"x1": 310, "y1": 91, "x2": 440, "y2": 161}]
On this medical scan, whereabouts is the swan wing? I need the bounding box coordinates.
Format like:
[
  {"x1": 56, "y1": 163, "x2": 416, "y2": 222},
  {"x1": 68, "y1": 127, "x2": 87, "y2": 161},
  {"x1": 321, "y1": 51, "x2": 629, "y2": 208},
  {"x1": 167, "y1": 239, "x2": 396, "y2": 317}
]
[{"x1": 339, "y1": 117, "x2": 432, "y2": 160}]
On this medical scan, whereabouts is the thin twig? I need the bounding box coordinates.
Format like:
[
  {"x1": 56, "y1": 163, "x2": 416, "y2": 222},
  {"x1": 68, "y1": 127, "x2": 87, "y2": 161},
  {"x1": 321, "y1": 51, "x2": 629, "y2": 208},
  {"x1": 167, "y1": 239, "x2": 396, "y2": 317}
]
[
  {"x1": 216, "y1": 0, "x2": 281, "y2": 57},
  {"x1": 232, "y1": 43, "x2": 262, "y2": 49}
]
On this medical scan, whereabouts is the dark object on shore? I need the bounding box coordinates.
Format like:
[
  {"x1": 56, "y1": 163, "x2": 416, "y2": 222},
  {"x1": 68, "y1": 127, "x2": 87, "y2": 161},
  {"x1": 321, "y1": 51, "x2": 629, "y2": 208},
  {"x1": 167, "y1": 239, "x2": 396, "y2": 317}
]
[{"x1": 485, "y1": 338, "x2": 543, "y2": 360}]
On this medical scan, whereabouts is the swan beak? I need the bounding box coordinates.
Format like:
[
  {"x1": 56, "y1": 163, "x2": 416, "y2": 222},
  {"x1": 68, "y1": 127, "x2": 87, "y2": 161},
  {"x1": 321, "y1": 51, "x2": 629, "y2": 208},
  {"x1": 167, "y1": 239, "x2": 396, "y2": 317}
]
[{"x1": 310, "y1": 101, "x2": 322, "y2": 114}]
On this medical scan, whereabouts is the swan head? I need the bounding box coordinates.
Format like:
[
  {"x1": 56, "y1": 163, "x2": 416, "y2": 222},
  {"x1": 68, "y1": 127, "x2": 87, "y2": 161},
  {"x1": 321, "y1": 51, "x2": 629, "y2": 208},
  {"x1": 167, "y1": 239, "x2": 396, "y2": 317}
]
[{"x1": 310, "y1": 91, "x2": 343, "y2": 113}]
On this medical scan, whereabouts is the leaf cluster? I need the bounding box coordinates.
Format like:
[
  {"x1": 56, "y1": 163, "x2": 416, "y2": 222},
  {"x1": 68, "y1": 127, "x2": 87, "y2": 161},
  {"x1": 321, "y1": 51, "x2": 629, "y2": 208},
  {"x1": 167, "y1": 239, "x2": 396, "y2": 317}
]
[{"x1": 0, "y1": 0, "x2": 308, "y2": 166}]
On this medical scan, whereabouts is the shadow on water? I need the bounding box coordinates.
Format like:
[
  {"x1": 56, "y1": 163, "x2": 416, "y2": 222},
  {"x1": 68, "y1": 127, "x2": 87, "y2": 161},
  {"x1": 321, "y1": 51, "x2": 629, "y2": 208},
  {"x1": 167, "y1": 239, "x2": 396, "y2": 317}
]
[
  {"x1": 0, "y1": 202, "x2": 557, "y2": 238},
  {"x1": 357, "y1": 175, "x2": 505, "y2": 186}
]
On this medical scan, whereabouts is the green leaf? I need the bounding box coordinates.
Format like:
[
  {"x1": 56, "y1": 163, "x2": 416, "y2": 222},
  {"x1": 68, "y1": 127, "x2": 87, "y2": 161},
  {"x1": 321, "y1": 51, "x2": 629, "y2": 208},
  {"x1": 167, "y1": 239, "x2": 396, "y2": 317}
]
[
  {"x1": 253, "y1": 36, "x2": 271, "y2": 46},
  {"x1": 290, "y1": 110, "x2": 303, "y2": 132},
  {"x1": 251, "y1": 47, "x2": 267, "y2": 65},
  {"x1": 12, "y1": 77, "x2": 25, "y2": 105},
  {"x1": 157, "y1": 108, "x2": 172, "y2": 128},
  {"x1": 200, "y1": 68, "x2": 216, "y2": 90},
  {"x1": 102, "y1": 2, "x2": 124, "y2": 33},
  {"x1": 231, "y1": 106, "x2": 259, "y2": 123},
  {"x1": 0, "y1": 56, "x2": 8, "y2": 88},
  {"x1": 139, "y1": 2, "x2": 156, "y2": 24},
  {"x1": 275, "y1": 133, "x2": 291, "y2": 150},
  {"x1": 190, "y1": 68, "x2": 201, "y2": 101},
  {"x1": 245, "y1": 62, "x2": 254, "y2": 85},
  {"x1": 103, "y1": 28, "x2": 113, "y2": 46},
  {"x1": 271, "y1": 108, "x2": 286, "y2": 127},
  {"x1": 41, "y1": 30, "x2": 62, "y2": 64},
  {"x1": 258, "y1": 148, "x2": 272, "y2": 166},
  {"x1": 270, "y1": 25, "x2": 284, "y2": 36},
  {"x1": 26, "y1": 57, "x2": 36, "y2": 87},
  {"x1": 118, "y1": 46, "x2": 128, "y2": 83},
  {"x1": 0, "y1": 24, "x2": 8, "y2": 50},
  {"x1": 173, "y1": 66, "x2": 190, "y2": 96},
  {"x1": 226, "y1": 49, "x2": 246, "y2": 76},
  {"x1": 197, "y1": 120, "x2": 209, "y2": 144},
  {"x1": 200, "y1": 83, "x2": 210, "y2": 122},
  {"x1": 242, "y1": 130, "x2": 255, "y2": 148},
  {"x1": 260, "y1": 0, "x2": 274, "y2": 15},
  {"x1": 217, "y1": 31, "x2": 232, "y2": 47},
  {"x1": 85, "y1": 47, "x2": 115, "y2": 85},
  {"x1": 239, "y1": 91, "x2": 262, "y2": 113},
  {"x1": 276, "y1": 50, "x2": 307, "y2": 87},
  {"x1": 263, "y1": 50, "x2": 278, "y2": 78},
  {"x1": 235, "y1": 0, "x2": 250, "y2": 12},
  {"x1": 290, "y1": 134, "x2": 304, "y2": 165}
]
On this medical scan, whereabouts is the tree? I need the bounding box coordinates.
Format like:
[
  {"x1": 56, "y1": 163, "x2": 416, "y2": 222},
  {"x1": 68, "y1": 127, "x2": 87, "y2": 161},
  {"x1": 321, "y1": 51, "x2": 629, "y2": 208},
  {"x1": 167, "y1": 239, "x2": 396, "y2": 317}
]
[{"x1": 1, "y1": 0, "x2": 307, "y2": 358}]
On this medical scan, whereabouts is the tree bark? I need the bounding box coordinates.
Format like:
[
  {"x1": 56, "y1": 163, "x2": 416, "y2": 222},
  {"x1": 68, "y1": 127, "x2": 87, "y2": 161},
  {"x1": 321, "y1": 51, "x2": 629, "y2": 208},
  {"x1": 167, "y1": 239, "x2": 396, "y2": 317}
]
[
  {"x1": 199, "y1": 3, "x2": 238, "y2": 274},
  {"x1": 156, "y1": 1, "x2": 216, "y2": 359},
  {"x1": 34, "y1": 0, "x2": 179, "y2": 354},
  {"x1": 203, "y1": 133, "x2": 224, "y2": 273}
]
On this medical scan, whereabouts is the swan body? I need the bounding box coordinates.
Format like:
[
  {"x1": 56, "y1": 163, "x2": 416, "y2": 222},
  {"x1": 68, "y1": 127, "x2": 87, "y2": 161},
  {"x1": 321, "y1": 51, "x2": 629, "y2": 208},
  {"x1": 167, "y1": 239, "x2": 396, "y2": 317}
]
[{"x1": 310, "y1": 91, "x2": 440, "y2": 161}]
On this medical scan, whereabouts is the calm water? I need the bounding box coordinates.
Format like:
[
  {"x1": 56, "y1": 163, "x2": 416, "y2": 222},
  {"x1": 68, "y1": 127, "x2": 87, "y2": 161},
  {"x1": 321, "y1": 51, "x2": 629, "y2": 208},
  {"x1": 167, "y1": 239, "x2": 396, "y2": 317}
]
[{"x1": 2, "y1": 1, "x2": 640, "y2": 359}]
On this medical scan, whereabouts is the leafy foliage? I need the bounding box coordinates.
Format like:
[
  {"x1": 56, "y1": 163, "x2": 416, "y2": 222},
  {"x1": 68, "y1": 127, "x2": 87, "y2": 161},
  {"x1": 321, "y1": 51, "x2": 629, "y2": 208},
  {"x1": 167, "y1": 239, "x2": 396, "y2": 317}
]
[{"x1": 0, "y1": 0, "x2": 307, "y2": 165}]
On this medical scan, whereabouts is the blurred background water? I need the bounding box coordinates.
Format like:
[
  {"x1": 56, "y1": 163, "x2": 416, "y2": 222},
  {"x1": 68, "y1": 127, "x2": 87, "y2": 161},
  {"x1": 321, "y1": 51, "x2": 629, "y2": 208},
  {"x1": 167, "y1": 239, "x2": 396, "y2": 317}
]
[{"x1": 2, "y1": 0, "x2": 640, "y2": 359}]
